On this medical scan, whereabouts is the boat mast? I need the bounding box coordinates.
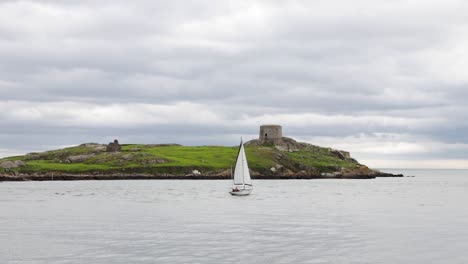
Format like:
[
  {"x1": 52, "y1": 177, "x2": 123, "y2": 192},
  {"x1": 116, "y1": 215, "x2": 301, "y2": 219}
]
[{"x1": 241, "y1": 137, "x2": 245, "y2": 187}]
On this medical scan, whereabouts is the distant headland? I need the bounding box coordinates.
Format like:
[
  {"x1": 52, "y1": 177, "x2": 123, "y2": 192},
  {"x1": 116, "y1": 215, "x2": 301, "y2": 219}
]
[{"x1": 0, "y1": 125, "x2": 402, "y2": 181}]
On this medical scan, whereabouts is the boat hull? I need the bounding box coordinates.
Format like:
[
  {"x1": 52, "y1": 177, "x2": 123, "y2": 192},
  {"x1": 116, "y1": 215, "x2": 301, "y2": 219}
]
[{"x1": 229, "y1": 189, "x2": 252, "y2": 196}]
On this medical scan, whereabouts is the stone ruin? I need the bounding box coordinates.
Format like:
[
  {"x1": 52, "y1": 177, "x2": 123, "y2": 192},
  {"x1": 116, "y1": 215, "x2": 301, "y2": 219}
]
[
  {"x1": 106, "y1": 139, "x2": 121, "y2": 152},
  {"x1": 247, "y1": 124, "x2": 303, "y2": 151},
  {"x1": 259, "y1": 124, "x2": 283, "y2": 143}
]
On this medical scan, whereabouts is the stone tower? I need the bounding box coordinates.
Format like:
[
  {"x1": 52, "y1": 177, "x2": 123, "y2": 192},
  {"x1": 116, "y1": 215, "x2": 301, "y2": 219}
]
[{"x1": 259, "y1": 124, "x2": 283, "y2": 141}]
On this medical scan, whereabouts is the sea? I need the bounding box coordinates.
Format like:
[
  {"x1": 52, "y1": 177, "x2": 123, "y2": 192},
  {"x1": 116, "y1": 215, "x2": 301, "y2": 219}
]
[{"x1": 1, "y1": 169, "x2": 467, "y2": 264}]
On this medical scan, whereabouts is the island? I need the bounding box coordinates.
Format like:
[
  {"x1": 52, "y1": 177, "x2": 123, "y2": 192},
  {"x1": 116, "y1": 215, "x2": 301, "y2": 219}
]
[{"x1": 0, "y1": 125, "x2": 402, "y2": 181}]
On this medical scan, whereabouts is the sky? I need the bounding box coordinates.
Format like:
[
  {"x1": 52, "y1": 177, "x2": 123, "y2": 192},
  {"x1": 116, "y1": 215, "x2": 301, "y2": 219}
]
[{"x1": 1, "y1": 0, "x2": 468, "y2": 168}]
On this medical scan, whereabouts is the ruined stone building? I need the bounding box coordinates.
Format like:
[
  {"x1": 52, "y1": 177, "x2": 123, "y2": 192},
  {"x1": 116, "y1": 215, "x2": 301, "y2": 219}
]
[
  {"x1": 259, "y1": 124, "x2": 282, "y2": 142},
  {"x1": 106, "y1": 139, "x2": 121, "y2": 152}
]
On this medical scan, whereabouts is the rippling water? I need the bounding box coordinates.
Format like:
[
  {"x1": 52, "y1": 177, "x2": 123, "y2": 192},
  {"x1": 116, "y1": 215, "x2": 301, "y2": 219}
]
[{"x1": 1, "y1": 169, "x2": 468, "y2": 264}]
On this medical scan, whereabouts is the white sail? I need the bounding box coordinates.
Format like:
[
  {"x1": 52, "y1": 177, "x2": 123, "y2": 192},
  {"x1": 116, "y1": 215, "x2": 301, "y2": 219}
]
[{"x1": 233, "y1": 142, "x2": 252, "y2": 186}]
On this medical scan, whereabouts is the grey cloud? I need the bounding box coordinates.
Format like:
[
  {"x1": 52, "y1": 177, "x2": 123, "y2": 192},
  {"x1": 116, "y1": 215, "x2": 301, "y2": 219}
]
[{"x1": 1, "y1": 0, "x2": 468, "y2": 167}]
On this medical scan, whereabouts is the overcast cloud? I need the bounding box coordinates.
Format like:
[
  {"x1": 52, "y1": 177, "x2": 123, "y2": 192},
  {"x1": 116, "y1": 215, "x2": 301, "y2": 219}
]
[{"x1": 1, "y1": 0, "x2": 468, "y2": 168}]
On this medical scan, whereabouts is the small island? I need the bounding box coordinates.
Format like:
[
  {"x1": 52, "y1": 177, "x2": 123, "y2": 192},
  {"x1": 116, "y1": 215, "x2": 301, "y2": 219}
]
[{"x1": 0, "y1": 125, "x2": 402, "y2": 181}]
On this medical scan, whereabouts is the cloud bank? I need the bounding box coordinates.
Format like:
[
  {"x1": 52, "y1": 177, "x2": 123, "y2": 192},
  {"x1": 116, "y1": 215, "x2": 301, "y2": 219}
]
[{"x1": 1, "y1": 0, "x2": 468, "y2": 168}]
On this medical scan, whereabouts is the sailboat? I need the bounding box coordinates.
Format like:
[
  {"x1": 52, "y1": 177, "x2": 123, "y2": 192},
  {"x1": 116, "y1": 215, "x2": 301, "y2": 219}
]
[{"x1": 229, "y1": 139, "x2": 253, "y2": 196}]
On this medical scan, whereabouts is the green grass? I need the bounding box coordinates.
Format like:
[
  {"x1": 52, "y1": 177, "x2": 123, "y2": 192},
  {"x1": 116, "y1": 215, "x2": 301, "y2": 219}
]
[
  {"x1": 141, "y1": 146, "x2": 238, "y2": 168},
  {"x1": 24, "y1": 161, "x2": 112, "y2": 172},
  {"x1": 2, "y1": 156, "x2": 24, "y2": 161},
  {"x1": 0, "y1": 143, "x2": 359, "y2": 174},
  {"x1": 286, "y1": 149, "x2": 360, "y2": 172}
]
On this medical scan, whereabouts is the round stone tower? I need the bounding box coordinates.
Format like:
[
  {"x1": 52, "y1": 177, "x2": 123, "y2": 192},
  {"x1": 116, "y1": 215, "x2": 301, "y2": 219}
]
[{"x1": 259, "y1": 124, "x2": 283, "y2": 141}]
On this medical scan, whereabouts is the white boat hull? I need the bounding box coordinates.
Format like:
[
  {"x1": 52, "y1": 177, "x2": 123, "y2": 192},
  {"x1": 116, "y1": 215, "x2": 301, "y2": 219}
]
[{"x1": 229, "y1": 188, "x2": 252, "y2": 196}]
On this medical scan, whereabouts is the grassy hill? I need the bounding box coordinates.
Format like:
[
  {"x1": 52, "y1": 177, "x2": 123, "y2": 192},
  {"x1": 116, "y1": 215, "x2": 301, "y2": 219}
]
[{"x1": 0, "y1": 139, "x2": 368, "y2": 179}]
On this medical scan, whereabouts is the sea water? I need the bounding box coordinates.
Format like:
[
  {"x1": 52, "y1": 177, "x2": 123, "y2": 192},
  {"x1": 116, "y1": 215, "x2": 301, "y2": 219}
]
[{"x1": 1, "y1": 169, "x2": 467, "y2": 264}]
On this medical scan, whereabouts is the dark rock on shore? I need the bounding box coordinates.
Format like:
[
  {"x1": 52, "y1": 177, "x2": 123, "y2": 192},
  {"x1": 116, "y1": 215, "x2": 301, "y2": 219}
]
[{"x1": 0, "y1": 169, "x2": 403, "y2": 182}]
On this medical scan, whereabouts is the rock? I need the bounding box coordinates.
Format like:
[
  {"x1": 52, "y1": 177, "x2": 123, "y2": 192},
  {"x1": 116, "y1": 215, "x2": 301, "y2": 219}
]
[
  {"x1": 0, "y1": 160, "x2": 25, "y2": 169},
  {"x1": 140, "y1": 158, "x2": 166, "y2": 165},
  {"x1": 217, "y1": 169, "x2": 232, "y2": 177},
  {"x1": 330, "y1": 150, "x2": 346, "y2": 160},
  {"x1": 94, "y1": 145, "x2": 107, "y2": 152},
  {"x1": 282, "y1": 169, "x2": 296, "y2": 176},
  {"x1": 272, "y1": 153, "x2": 285, "y2": 160},
  {"x1": 79, "y1": 143, "x2": 107, "y2": 152},
  {"x1": 64, "y1": 154, "x2": 95, "y2": 163},
  {"x1": 185, "y1": 170, "x2": 203, "y2": 177},
  {"x1": 340, "y1": 151, "x2": 351, "y2": 159},
  {"x1": 247, "y1": 137, "x2": 313, "y2": 152},
  {"x1": 320, "y1": 172, "x2": 341, "y2": 177},
  {"x1": 374, "y1": 171, "x2": 404, "y2": 177},
  {"x1": 122, "y1": 154, "x2": 133, "y2": 161},
  {"x1": 106, "y1": 139, "x2": 121, "y2": 152}
]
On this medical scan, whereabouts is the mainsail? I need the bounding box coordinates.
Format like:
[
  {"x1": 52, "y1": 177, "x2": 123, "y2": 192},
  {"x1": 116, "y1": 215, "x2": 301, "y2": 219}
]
[{"x1": 233, "y1": 141, "x2": 252, "y2": 186}]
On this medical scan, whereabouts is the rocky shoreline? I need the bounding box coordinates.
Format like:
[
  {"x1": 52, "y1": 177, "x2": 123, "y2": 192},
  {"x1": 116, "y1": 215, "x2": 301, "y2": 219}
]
[{"x1": 0, "y1": 171, "x2": 403, "y2": 182}]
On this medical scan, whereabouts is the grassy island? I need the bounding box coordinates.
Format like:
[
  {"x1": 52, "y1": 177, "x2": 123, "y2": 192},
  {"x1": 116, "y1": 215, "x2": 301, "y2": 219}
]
[{"x1": 0, "y1": 138, "x2": 402, "y2": 181}]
